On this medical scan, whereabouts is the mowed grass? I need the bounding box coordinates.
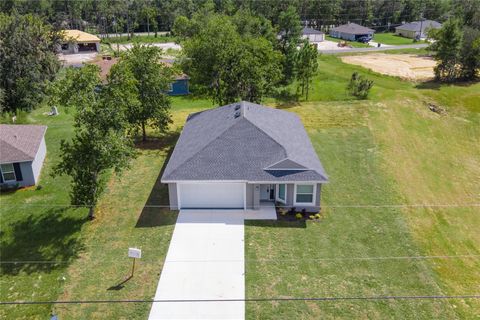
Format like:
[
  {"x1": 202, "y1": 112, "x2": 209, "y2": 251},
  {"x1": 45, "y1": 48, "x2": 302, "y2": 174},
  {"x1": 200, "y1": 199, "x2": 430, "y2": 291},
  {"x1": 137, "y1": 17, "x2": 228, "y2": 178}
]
[
  {"x1": 373, "y1": 32, "x2": 423, "y2": 45},
  {"x1": 0, "y1": 98, "x2": 209, "y2": 319},
  {"x1": 246, "y1": 55, "x2": 480, "y2": 319}
]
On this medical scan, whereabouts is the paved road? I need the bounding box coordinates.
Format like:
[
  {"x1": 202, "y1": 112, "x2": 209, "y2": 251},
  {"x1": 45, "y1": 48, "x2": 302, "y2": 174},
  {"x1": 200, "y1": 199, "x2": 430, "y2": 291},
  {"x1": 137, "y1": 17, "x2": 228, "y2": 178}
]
[
  {"x1": 320, "y1": 43, "x2": 428, "y2": 54},
  {"x1": 148, "y1": 210, "x2": 245, "y2": 320}
]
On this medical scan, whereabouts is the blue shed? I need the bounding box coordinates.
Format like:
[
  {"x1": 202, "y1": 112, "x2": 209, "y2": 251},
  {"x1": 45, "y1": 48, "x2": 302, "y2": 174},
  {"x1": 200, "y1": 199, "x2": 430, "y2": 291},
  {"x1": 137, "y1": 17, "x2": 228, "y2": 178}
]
[{"x1": 168, "y1": 75, "x2": 190, "y2": 96}]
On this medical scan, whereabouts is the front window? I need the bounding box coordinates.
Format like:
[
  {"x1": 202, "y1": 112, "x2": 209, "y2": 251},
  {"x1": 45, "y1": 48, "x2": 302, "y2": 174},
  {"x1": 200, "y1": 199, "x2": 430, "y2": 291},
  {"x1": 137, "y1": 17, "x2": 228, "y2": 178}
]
[
  {"x1": 277, "y1": 184, "x2": 286, "y2": 202},
  {"x1": 1, "y1": 163, "x2": 16, "y2": 182},
  {"x1": 295, "y1": 184, "x2": 314, "y2": 204}
]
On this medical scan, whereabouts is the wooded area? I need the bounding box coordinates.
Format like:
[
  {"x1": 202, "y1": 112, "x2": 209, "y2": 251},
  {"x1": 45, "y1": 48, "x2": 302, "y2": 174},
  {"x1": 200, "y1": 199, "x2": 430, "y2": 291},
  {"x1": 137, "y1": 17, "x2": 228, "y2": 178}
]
[{"x1": 1, "y1": 0, "x2": 478, "y2": 35}]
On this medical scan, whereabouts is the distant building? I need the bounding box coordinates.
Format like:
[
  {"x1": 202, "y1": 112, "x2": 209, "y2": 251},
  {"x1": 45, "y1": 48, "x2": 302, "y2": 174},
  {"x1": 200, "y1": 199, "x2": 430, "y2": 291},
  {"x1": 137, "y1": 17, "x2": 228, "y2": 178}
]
[
  {"x1": 329, "y1": 23, "x2": 375, "y2": 41},
  {"x1": 301, "y1": 27, "x2": 325, "y2": 45},
  {"x1": 395, "y1": 20, "x2": 442, "y2": 39},
  {"x1": 168, "y1": 74, "x2": 190, "y2": 96},
  {"x1": 0, "y1": 125, "x2": 47, "y2": 188},
  {"x1": 60, "y1": 30, "x2": 100, "y2": 53}
]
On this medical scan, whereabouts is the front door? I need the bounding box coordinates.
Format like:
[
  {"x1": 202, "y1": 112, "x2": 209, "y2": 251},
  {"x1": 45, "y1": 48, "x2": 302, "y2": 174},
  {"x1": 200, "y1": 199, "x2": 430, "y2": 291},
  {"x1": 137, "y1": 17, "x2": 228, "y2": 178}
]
[{"x1": 260, "y1": 184, "x2": 275, "y2": 201}]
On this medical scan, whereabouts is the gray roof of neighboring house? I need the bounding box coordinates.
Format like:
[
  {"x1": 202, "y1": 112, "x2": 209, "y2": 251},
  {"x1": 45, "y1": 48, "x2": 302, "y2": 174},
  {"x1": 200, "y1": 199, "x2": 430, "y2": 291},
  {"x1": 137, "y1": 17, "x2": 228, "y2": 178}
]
[
  {"x1": 162, "y1": 101, "x2": 328, "y2": 183},
  {"x1": 0, "y1": 125, "x2": 47, "y2": 164},
  {"x1": 302, "y1": 27, "x2": 324, "y2": 35},
  {"x1": 395, "y1": 20, "x2": 442, "y2": 32},
  {"x1": 331, "y1": 23, "x2": 375, "y2": 35}
]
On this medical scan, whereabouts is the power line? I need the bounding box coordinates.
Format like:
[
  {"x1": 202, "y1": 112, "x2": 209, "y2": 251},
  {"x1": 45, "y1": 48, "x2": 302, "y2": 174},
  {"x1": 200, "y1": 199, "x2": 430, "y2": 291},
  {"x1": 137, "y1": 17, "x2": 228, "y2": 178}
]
[
  {"x1": 2, "y1": 295, "x2": 480, "y2": 306},
  {"x1": 2, "y1": 254, "x2": 479, "y2": 265},
  {"x1": 1, "y1": 203, "x2": 479, "y2": 208}
]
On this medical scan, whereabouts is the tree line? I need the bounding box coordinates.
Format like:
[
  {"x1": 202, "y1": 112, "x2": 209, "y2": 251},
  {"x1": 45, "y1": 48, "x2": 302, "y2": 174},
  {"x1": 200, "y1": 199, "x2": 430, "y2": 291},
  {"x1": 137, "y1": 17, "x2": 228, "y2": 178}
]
[{"x1": 1, "y1": 0, "x2": 477, "y2": 35}]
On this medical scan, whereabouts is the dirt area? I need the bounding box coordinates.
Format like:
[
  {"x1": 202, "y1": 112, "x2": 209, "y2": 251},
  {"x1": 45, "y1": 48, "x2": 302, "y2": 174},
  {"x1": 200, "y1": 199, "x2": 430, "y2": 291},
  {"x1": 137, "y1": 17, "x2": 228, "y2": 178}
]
[
  {"x1": 90, "y1": 56, "x2": 119, "y2": 80},
  {"x1": 58, "y1": 52, "x2": 98, "y2": 67},
  {"x1": 341, "y1": 53, "x2": 436, "y2": 80}
]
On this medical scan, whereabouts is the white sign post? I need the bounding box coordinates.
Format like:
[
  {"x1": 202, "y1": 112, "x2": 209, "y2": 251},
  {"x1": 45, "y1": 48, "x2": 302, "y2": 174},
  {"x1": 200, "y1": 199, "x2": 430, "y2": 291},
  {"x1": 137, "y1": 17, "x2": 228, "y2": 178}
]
[{"x1": 128, "y1": 248, "x2": 142, "y2": 277}]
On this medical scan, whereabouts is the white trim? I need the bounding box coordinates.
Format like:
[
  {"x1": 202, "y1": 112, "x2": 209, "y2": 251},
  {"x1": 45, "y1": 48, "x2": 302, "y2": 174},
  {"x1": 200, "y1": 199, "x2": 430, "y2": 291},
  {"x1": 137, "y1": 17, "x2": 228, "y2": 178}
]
[
  {"x1": 263, "y1": 158, "x2": 307, "y2": 171},
  {"x1": 176, "y1": 183, "x2": 181, "y2": 209},
  {"x1": 275, "y1": 184, "x2": 286, "y2": 204},
  {"x1": 243, "y1": 184, "x2": 247, "y2": 211},
  {"x1": 0, "y1": 163, "x2": 16, "y2": 182},
  {"x1": 162, "y1": 179, "x2": 327, "y2": 184},
  {"x1": 293, "y1": 183, "x2": 317, "y2": 206}
]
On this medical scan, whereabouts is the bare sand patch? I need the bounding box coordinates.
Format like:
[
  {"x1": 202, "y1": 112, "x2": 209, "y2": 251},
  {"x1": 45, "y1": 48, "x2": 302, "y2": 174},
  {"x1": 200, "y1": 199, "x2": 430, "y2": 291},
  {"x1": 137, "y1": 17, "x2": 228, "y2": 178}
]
[{"x1": 341, "y1": 54, "x2": 436, "y2": 80}]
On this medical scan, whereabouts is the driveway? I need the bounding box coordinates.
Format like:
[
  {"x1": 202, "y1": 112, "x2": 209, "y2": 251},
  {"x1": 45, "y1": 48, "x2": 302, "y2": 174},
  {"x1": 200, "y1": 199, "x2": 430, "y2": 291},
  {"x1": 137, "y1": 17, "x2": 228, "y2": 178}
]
[{"x1": 148, "y1": 210, "x2": 245, "y2": 320}]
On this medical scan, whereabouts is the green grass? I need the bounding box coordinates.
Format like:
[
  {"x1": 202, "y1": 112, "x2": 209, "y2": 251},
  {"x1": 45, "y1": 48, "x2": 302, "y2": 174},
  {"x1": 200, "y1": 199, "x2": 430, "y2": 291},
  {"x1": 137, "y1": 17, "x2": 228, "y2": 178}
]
[
  {"x1": 1, "y1": 54, "x2": 479, "y2": 319},
  {"x1": 373, "y1": 32, "x2": 425, "y2": 45},
  {"x1": 325, "y1": 35, "x2": 371, "y2": 48},
  {"x1": 246, "y1": 55, "x2": 480, "y2": 318},
  {"x1": 102, "y1": 34, "x2": 176, "y2": 44},
  {"x1": 0, "y1": 98, "x2": 209, "y2": 319}
]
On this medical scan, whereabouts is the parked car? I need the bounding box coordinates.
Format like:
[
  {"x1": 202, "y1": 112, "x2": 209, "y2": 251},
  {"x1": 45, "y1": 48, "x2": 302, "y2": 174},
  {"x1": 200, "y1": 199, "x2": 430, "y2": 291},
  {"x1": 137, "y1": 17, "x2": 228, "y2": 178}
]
[{"x1": 357, "y1": 36, "x2": 372, "y2": 43}]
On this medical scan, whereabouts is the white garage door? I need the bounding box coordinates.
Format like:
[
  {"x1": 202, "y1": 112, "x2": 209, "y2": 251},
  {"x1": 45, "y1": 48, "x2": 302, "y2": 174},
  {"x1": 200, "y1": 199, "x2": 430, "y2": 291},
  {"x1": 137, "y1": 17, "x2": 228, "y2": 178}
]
[{"x1": 178, "y1": 183, "x2": 245, "y2": 209}]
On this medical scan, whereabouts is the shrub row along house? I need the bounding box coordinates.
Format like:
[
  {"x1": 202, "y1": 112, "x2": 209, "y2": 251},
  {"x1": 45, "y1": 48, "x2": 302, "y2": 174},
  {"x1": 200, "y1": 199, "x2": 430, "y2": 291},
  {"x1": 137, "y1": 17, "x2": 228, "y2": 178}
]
[
  {"x1": 0, "y1": 125, "x2": 47, "y2": 188},
  {"x1": 161, "y1": 101, "x2": 328, "y2": 213}
]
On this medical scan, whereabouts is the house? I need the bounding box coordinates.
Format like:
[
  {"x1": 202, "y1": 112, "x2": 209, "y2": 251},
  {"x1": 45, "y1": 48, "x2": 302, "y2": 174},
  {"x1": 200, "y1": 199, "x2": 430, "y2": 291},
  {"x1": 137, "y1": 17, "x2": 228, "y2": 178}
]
[
  {"x1": 60, "y1": 30, "x2": 100, "y2": 53},
  {"x1": 329, "y1": 23, "x2": 375, "y2": 41},
  {"x1": 302, "y1": 27, "x2": 325, "y2": 45},
  {"x1": 395, "y1": 20, "x2": 442, "y2": 39},
  {"x1": 0, "y1": 125, "x2": 47, "y2": 188},
  {"x1": 161, "y1": 101, "x2": 328, "y2": 212},
  {"x1": 168, "y1": 74, "x2": 190, "y2": 96}
]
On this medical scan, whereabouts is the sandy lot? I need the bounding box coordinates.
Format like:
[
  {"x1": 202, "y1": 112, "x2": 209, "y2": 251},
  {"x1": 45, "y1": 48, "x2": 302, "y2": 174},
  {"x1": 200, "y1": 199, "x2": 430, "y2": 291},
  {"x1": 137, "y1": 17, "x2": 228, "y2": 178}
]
[
  {"x1": 341, "y1": 54, "x2": 436, "y2": 80},
  {"x1": 58, "y1": 52, "x2": 98, "y2": 67}
]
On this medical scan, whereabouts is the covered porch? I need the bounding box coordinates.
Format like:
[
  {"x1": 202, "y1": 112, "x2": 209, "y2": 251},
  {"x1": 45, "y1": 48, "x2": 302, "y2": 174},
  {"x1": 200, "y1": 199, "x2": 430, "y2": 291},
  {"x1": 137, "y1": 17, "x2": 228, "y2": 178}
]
[{"x1": 244, "y1": 201, "x2": 277, "y2": 220}]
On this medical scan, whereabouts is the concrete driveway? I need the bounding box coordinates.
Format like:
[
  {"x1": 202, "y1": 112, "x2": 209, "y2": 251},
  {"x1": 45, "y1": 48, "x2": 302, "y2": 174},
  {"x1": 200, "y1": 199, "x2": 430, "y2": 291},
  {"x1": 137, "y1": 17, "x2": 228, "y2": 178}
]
[{"x1": 148, "y1": 210, "x2": 245, "y2": 320}]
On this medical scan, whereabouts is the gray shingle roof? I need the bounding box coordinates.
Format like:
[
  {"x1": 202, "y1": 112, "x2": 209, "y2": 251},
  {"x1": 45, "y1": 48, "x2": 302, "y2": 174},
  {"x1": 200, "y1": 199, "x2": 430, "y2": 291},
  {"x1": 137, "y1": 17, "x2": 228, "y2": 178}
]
[
  {"x1": 331, "y1": 23, "x2": 375, "y2": 35},
  {"x1": 0, "y1": 125, "x2": 47, "y2": 164},
  {"x1": 162, "y1": 102, "x2": 328, "y2": 182},
  {"x1": 395, "y1": 20, "x2": 441, "y2": 32},
  {"x1": 302, "y1": 27, "x2": 324, "y2": 35}
]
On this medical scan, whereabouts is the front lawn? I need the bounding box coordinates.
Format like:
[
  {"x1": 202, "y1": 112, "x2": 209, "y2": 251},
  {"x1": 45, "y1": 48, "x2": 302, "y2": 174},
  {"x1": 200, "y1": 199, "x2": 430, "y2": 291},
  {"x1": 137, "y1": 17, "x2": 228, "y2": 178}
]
[
  {"x1": 246, "y1": 56, "x2": 480, "y2": 319},
  {"x1": 374, "y1": 32, "x2": 425, "y2": 45},
  {"x1": 0, "y1": 97, "x2": 210, "y2": 319}
]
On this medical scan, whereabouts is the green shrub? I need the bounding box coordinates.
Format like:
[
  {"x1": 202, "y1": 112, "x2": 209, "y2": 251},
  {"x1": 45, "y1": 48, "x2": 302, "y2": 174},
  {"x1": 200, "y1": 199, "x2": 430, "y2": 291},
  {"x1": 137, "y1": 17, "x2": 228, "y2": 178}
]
[
  {"x1": 347, "y1": 72, "x2": 374, "y2": 99},
  {"x1": 315, "y1": 213, "x2": 322, "y2": 219},
  {"x1": 309, "y1": 215, "x2": 315, "y2": 220},
  {"x1": 295, "y1": 213, "x2": 303, "y2": 219}
]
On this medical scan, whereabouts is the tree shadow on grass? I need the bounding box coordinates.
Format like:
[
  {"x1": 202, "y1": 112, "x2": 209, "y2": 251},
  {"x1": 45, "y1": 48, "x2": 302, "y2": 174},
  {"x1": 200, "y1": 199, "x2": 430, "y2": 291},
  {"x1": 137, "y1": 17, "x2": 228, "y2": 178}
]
[
  {"x1": 416, "y1": 79, "x2": 478, "y2": 90},
  {"x1": 135, "y1": 131, "x2": 179, "y2": 228},
  {"x1": 0, "y1": 207, "x2": 86, "y2": 275}
]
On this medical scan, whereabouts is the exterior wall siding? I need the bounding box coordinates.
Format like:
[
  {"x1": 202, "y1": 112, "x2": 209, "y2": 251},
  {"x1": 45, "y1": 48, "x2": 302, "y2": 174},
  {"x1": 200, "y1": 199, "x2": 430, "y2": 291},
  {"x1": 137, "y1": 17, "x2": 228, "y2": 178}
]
[
  {"x1": 31, "y1": 136, "x2": 47, "y2": 183},
  {"x1": 168, "y1": 183, "x2": 178, "y2": 210},
  {"x1": 168, "y1": 79, "x2": 189, "y2": 96}
]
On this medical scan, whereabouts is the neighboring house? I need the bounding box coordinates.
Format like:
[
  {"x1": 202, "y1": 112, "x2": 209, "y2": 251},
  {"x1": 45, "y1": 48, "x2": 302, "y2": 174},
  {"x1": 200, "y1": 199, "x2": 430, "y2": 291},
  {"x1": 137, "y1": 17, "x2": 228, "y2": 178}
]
[
  {"x1": 302, "y1": 27, "x2": 325, "y2": 45},
  {"x1": 330, "y1": 23, "x2": 375, "y2": 41},
  {"x1": 168, "y1": 74, "x2": 190, "y2": 96},
  {"x1": 161, "y1": 101, "x2": 328, "y2": 212},
  {"x1": 395, "y1": 20, "x2": 442, "y2": 39},
  {"x1": 0, "y1": 125, "x2": 47, "y2": 188},
  {"x1": 60, "y1": 30, "x2": 100, "y2": 53},
  {"x1": 161, "y1": 59, "x2": 190, "y2": 96}
]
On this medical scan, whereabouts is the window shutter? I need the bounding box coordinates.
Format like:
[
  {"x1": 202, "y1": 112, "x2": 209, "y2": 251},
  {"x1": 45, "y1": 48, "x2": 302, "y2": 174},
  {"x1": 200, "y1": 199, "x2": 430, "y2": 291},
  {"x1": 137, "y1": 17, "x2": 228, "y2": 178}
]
[
  {"x1": 0, "y1": 169, "x2": 3, "y2": 183},
  {"x1": 13, "y1": 163, "x2": 23, "y2": 181}
]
